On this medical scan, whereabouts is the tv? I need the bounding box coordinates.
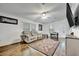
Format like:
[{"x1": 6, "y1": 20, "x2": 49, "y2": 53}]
[
  {"x1": 66, "y1": 3, "x2": 74, "y2": 27},
  {"x1": 75, "y1": 16, "x2": 79, "y2": 26}
]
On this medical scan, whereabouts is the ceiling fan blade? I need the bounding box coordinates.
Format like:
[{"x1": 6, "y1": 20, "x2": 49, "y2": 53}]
[
  {"x1": 34, "y1": 16, "x2": 41, "y2": 20},
  {"x1": 13, "y1": 12, "x2": 41, "y2": 16},
  {"x1": 46, "y1": 4, "x2": 65, "y2": 14},
  {"x1": 22, "y1": 12, "x2": 40, "y2": 15},
  {"x1": 39, "y1": 3, "x2": 49, "y2": 13}
]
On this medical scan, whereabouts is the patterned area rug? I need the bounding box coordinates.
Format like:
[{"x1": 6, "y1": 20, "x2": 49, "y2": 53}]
[{"x1": 29, "y1": 39, "x2": 59, "y2": 56}]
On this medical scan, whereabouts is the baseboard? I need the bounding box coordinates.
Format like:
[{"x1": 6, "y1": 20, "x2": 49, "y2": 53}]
[
  {"x1": 0, "y1": 41, "x2": 21, "y2": 48},
  {"x1": 59, "y1": 37, "x2": 66, "y2": 39}
]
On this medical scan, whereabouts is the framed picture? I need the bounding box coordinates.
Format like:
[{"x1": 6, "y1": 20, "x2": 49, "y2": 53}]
[
  {"x1": 39, "y1": 24, "x2": 42, "y2": 31},
  {"x1": 0, "y1": 16, "x2": 18, "y2": 25}
]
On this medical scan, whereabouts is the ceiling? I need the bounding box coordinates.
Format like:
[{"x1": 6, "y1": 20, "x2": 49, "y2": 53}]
[{"x1": 0, "y1": 3, "x2": 69, "y2": 24}]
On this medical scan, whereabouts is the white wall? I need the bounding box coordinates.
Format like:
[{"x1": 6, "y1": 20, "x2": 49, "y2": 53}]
[
  {"x1": 21, "y1": 19, "x2": 40, "y2": 33},
  {"x1": 0, "y1": 12, "x2": 40, "y2": 47},
  {"x1": 42, "y1": 19, "x2": 70, "y2": 38},
  {"x1": 50, "y1": 19, "x2": 70, "y2": 38},
  {"x1": 42, "y1": 24, "x2": 50, "y2": 36}
]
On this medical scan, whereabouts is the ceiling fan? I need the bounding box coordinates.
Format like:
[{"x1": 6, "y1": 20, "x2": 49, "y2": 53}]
[{"x1": 22, "y1": 3, "x2": 59, "y2": 19}]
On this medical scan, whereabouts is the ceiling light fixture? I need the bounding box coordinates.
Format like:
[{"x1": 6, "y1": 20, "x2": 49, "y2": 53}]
[
  {"x1": 42, "y1": 13, "x2": 46, "y2": 17},
  {"x1": 41, "y1": 12, "x2": 47, "y2": 19}
]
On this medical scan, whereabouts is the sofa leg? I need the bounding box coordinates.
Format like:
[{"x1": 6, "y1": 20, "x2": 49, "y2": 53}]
[{"x1": 20, "y1": 40, "x2": 26, "y2": 44}]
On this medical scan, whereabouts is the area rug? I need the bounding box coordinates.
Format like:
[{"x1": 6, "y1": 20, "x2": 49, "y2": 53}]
[{"x1": 29, "y1": 39, "x2": 59, "y2": 56}]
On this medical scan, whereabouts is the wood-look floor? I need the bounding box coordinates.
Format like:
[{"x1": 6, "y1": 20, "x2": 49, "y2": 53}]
[
  {"x1": 0, "y1": 42, "x2": 45, "y2": 56},
  {"x1": 0, "y1": 39, "x2": 65, "y2": 56}
]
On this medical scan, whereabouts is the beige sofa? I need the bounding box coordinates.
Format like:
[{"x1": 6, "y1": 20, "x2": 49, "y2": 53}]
[{"x1": 23, "y1": 31, "x2": 42, "y2": 43}]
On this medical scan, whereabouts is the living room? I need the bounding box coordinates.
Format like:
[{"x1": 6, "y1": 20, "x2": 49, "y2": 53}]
[{"x1": 0, "y1": 3, "x2": 79, "y2": 56}]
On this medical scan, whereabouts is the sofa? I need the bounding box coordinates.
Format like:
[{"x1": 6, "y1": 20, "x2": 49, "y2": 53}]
[{"x1": 21, "y1": 31, "x2": 42, "y2": 43}]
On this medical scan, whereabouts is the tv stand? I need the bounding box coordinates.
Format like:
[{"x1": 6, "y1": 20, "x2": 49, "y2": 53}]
[{"x1": 50, "y1": 32, "x2": 58, "y2": 41}]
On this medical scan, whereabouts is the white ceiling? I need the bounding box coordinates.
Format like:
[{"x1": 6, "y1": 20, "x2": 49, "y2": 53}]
[{"x1": 0, "y1": 3, "x2": 68, "y2": 24}]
